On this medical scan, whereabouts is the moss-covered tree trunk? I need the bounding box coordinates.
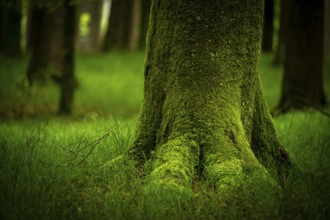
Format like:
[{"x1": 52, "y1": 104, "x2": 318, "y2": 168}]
[
  {"x1": 262, "y1": 0, "x2": 274, "y2": 52},
  {"x1": 0, "y1": 0, "x2": 21, "y2": 58},
  {"x1": 102, "y1": 0, "x2": 141, "y2": 51},
  {"x1": 26, "y1": 6, "x2": 64, "y2": 86},
  {"x1": 276, "y1": 0, "x2": 326, "y2": 113},
  {"x1": 58, "y1": 0, "x2": 77, "y2": 115},
  {"x1": 78, "y1": 0, "x2": 103, "y2": 53},
  {"x1": 132, "y1": 0, "x2": 291, "y2": 195}
]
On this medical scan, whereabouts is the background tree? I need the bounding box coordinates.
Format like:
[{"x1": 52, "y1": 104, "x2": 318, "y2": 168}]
[
  {"x1": 26, "y1": 4, "x2": 65, "y2": 85},
  {"x1": 139, "y1": 0, "x2": 151, "y2": 48},
  {"x1": 78, "y1": 0, "x2": 103, "y2": 53},
  {"x1": 131, "y1": 0, "x2": 291, "y2": 196},
  {"x1": 276, "y1": 0, "x2": 326, "y2": 113},
  {"x1": 325, "y1": 0, "x2": 330, "y2": 57},
  {"x1": 0, "y1": 0, "x2": 21, "y2": 58},
  {"x1": 25, "y1": 6, "x2": 38, "y2": 52},
  {"x1": 262, "y1": 0, "x2": 274, "y2": 52},
  {"x1": 272, "y1": 0, "x2": 289, "y2": 66},
  {"x1": 102, "y1": 0, "x2": 141, "y2": 51},
  {"x1": 58, "y1": 0, "x2": 78, "y2": 115}
]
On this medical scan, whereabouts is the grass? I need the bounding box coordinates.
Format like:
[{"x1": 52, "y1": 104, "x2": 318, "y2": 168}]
[{"x1": 0, "y1": 52, "x2": 330, "y2": 219}]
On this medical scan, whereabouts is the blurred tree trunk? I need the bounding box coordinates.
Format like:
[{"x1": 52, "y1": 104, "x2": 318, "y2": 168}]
[
  {"x1": 262, "y1": 0, "x2": 274, "y2": 52},
  {"x1": 58, "y1": 0, "x2": 77, "y2": 115},
  {"x1": 276, "y1": 0, "x2": 326, "y2": 114},
  {"x1": 131, "y1": 0, "x2": 291, "y2": 195},
  {"x1": 0, "y1": 0, "x2": 21, "y2": 58},
  {"x1": 0, "y1": 5, "x2": 3, "y2": 53},
  {"x1": 272, "y1": 0, "x2": 289, "y2": 66},
  {"x1": 78, "y1": 0, "x2": 103, "y2": 53},
  {"x1": 325, "y1": 0, "x2": 330, "y2": 57},
  {"x1": 102, "y1": 0, "x2": 141, "y2": 51},
  {"x1": 26, "y1": 6, "x2": 65, "y2": 86},
  {"x1": 128, "y1": 0, "x2": 141, "y2": 50},
  {"x1": 25, "y1": 7, "x2": 38, "y2": 52},
  {"x1": 139, "y1": 0, "x2": 151, "y2": 48}
]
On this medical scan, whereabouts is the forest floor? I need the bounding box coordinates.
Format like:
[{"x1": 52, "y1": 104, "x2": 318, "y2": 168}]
[{"x1": 0, "y1": 52, "x2": 330, "y2": 219}]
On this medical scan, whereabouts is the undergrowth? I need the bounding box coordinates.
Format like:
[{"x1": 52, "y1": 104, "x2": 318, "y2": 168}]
[{"x1": 0, "y1": 53, "x2": 329, "y2": 219}]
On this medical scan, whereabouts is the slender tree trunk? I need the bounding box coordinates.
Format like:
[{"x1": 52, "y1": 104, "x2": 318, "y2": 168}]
[
  {"x1": 262, "y1": 0, "x2": 274, "y2": 52},
  {"x1": 0, "y1": 0, "x2": 21, "y2": 58},
  {"x1": 325, "y1": 0, "x2": 330, "y2": 57},
  {"x1": 139, "y1": 0, "x2": 151, "y2": 48},
  {"x1": 132, "y1": 0, "x2": 291, "y2": 196},
  {"x1": 25, "y1": 7, "x2": 38, "y2": 52},
  {"x1": 102, "y1": 0, "x2": 124, "y2": 51},
  {"x1": 0, "y1": 5, "x2": 4, "y2": 53},
  {"x1": 58, "y1": 0, "x2": 77, "y2": 115},
  {"x1": 26, "y1": 6, "x2": 65, "y2": 86},
  {"x1": 128, "y1": 0, "x2": 141, "y2": 50},
  {"x1": 276, "y1": 0, "x2": 326, "y2": 113},
  {"x1": 78, "y1": 0, "x2": 103, "y2": 53},
  {"x1": 272, "y1": 0, "x2": 289, "y2": 66},
  {"x1": 102, "y1": 0, "x2": 141, "y2": 51}
]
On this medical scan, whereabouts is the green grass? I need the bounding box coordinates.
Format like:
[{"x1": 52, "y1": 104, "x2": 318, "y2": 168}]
[{"x1": 0, "y1": 53, "x2": 330, "y2": 219}]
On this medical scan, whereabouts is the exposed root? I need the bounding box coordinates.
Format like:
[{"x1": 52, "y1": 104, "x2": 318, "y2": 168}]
[{"x1": 144, "y1": 135, "x2": 199, "y2": 192}]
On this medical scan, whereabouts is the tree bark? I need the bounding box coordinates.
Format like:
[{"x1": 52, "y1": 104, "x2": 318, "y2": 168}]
[
  {"x1": 78, "y1": 0, "x2": 103, "y2": 53},
  {"x1": 0, "y1": 0, "x2": 21, "y2": 58},
  {"x1": 102, "y1": 0, "x2": 141, "y2": 51},
  {"x1": 131, "y1": 0, "x2": 291, "y2": 196},
  {"x1": 26, "y1": 6, "x2": 65, "y2": 86},
  {"x1": 272, "y1": 0, "x2": 289, "y2": 66},
  {"x1": 58, "y1": 0, "x2": 77, "y2": 115},
  {"x1": 262, "y1": 0, "x2": 274, "y2": 52},
  {"x1": 276, "y1": 0, "x2": 326, "y2": 113}
]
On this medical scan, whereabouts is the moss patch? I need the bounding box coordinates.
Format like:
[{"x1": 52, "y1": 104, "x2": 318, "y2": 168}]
[{"x1": 145, "y1": 135, "x2": 199, "y2": 190}]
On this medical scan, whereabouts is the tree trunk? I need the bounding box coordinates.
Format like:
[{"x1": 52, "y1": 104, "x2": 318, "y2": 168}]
[
  {"x1": 131, "y1": 0, "x2": 291, "y2": 195},
  {"x1": 325, "y1": 0, "x2": 330, "y2": 57},
  {"x1": 276, "y1": 0, "x2": 326, "y2": 113},
  {"x1": 272, "y1": 0, "x2": 289, "y2": 66},
  {"x1": 102, "y1": 0, "x2": 141, "y2": 51},
  {"x1": 0, "y1": 5, "x2": 4, "y2": 53},
  {"x1": 25, "y1": 7, "x2": 38, "y2": 52},
  {"x1": 139, "y1": 0, "x2": 151, "y2": 48},
  {"x1": 0, "y1": 0, "x2": 21, "y2": 58},
  {"x1": 58, "y1": 0, "x2": 77, "y2": 115},
  {"x1": 262, "y1": 0, "x2": 274, "y2": 52},
  {"x1": 26, "y1": 6, "x2": 65, "y2": 86},
  {"x1": 127, "y1": 0, "x2": 141, "y2": 50},
  {"x1": 78, "y1": 0, "x2": 103, "y2": 53}
]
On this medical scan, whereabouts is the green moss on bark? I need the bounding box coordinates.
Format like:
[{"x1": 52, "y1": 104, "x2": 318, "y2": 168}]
[
  {"x1": 131, "y1": 0, "x2": 291, "y2": 198},
  {"x1": 145, "y1": 135, "x2": 198, "y2": 190}
]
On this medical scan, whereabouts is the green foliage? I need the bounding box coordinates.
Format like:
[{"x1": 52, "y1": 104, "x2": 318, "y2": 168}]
[{"x1": 0, "y1": 53, "x2": 329, "y2": 219}]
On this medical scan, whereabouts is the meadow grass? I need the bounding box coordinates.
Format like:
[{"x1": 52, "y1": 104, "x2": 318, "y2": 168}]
[{"x1": 0, "y1": 53, "x2": 329, "y2": 219}]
